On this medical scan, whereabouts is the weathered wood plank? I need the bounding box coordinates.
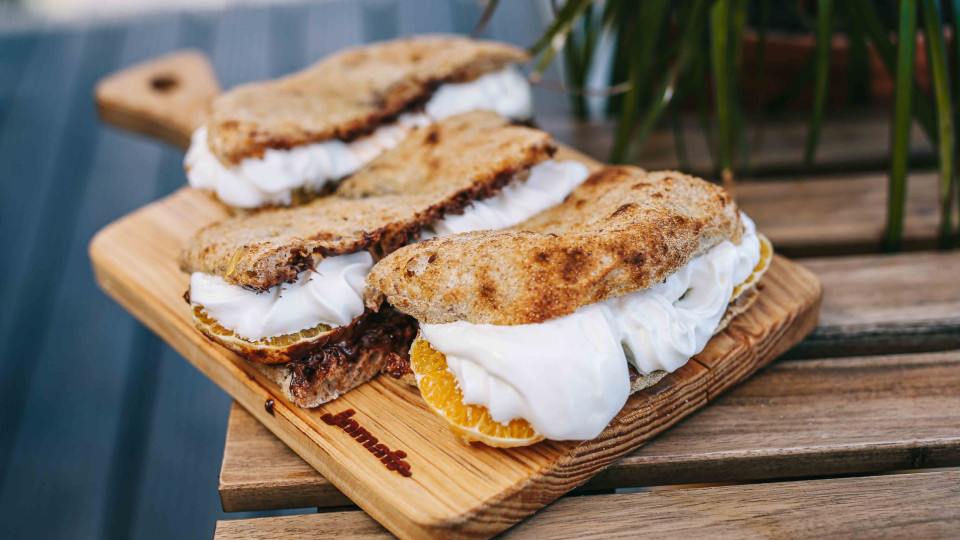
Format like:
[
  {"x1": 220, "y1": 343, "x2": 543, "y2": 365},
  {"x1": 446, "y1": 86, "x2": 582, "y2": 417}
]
[
  {"x1": 219, "y1": 350, "x2": 960, "y2": 511},
  {"x1": 221, "y1": 402, "x2": 353, "y2": 510},
  {"x1": 542, "y1": 113, "x2": 933, "y2": 179},
  {"x1": 215, "y1": 469, "x2": 960, "y2": 539},
  {"x1": 738, "y1": 172, "x2": 939, "y2": 256},
  {"x1": 791, "y1": 251, "x2": 960, "y2": 358}
]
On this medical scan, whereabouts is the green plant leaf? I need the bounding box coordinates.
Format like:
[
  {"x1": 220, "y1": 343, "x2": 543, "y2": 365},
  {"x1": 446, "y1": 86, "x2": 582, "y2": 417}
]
[
  {"x1": 529, "y1": 0, "x2": 596, "y2": 81},
  {"x1": 855, "y1": 0, "x2": 937, "y2": 145},
  {"x1": 923, "y1": 0, "x2": 956, "y2": 247},
  {"x1": 885, "y1": 0, "x2": 917, "y2": 252},
  {"x1": 711, "y1": 0, "x2": 734, "y2": 185},
  {"x1": 845, "y1": 1, "x2": 870, "y2": 105},
  {"x1": 610, "y1": 0, "x2": 671, "y2": 163},
  {"x1": 624, "y1": 0, "x2": 709, "y2": 163},
  {"x1": 804, "y1": 0, "x2": 834, "y2": 166},
  {"x1": 751, "y1": 0, "x2": 771, "y2": 153},
  {"x1": 730, "y1": 0, "x2": 750, "y2": 173},
  {"x1": 949, "y1": 0, "x2": 960, "y2": 245}
]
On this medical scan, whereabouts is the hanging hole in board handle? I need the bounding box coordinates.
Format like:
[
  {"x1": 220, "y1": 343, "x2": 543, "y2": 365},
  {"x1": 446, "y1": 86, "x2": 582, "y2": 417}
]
[{"x1": 150, "y1": 74, "x2": 179, "y2": 93}]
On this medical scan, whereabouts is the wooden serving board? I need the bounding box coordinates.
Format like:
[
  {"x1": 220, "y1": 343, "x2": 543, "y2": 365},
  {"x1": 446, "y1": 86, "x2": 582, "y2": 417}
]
[{"x1": 91, "y1": 51, "x2": 823, "y2": 539}]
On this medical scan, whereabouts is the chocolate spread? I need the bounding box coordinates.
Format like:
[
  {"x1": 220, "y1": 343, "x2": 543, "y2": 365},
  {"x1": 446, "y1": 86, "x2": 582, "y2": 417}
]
[{"x1": 288, "y1": 307, "x2": 417, "y2": 392}]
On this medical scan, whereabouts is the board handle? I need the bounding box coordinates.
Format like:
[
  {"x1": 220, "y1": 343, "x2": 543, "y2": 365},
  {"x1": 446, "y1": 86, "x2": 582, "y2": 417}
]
[{"x1": 95, "y1": 50, "x2": 221, "y2": 150}]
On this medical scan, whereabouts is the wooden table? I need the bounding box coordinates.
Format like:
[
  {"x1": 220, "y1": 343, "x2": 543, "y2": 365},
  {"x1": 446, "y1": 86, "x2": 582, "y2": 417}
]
[
  {"x1": 204, "y1": 120, "x2": 960, "y2": 537},
  {"x1": 212, "y1": 251, "x2": 960, "y2": 537}
]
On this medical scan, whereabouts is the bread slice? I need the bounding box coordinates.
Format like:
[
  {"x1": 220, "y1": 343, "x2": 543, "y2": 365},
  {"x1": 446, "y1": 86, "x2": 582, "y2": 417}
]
[
  {"x1": 366, "y1": 167, "x2": 743, "y2": 326},
  {"x1": 179, "y1": 112, "x2": 555, "y2": 290},
  {"x1": 207, "y1": 35, "x2": 529, "y2": 166}
]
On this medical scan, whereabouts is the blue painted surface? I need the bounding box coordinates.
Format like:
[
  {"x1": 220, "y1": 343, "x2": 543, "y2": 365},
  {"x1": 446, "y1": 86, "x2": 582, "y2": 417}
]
[{"x1": 0, "y1": 2, "x2": 557, "y2": 538}]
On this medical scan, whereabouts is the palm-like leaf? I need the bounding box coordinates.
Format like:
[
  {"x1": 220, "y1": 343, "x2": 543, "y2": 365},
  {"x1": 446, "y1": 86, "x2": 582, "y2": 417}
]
[
  {"x1": 921, "y1": 0, "x2": 955, "y2": 248},
  {"x1": 804, "y1": 0, "x2": 833, "y2": 166},
  {"x1": 885, "y1": 0, "x2": 917, "y2": 252}
]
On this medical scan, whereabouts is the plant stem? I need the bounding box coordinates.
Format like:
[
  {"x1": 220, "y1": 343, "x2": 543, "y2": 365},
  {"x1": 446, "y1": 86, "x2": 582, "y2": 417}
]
[
  {"x1": 711, "y1": 0, "x2": 734, "y2": 185},
  {"x1": 885, "y1": 0, "x2": 917, "y2": 252},
  {"x1": 804, "y1": 0, "x2": 833, "y2": 166},
  {"x1": 921, "y1": 0, "x2": 955, "y2": 248}
]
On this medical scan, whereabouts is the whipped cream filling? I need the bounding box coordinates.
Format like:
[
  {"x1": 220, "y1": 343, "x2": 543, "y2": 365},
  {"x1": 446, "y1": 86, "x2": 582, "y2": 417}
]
[
  {"x1": 418, "y1": 214, "x2": 762, "y2": 441},
  {"x1": 191, "y1": 158, "x2": 588, "y2": 340},
  {"x1": 190, "y1": 251, "x2": 373, "y2": 341},
  {"x1": 422, "y1": 159, "x2": 590, "y2": 238},
  {"x1": 184, "y1": 65, "x2": 533, "y2": 208}
]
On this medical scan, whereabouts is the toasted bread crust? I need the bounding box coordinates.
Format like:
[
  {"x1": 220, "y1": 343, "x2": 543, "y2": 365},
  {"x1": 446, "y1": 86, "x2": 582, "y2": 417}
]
[
  {"x1": 367, "y1": 167, "x2": 743, "y2": 325},
  {"x1": 179, "y1": 112, "x2": 555, "y2": 290},
  {"x1": 207, "y1": 35, "x2": 529, "y2": 165}
]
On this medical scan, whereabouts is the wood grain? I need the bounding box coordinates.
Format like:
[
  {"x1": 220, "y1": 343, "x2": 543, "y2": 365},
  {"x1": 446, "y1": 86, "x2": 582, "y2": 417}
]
[
  {"x1": 214, "y1": 470, "x2": 960, "y2": 539},
  {"x1": 219, "y1": 350, "x2": 960, "y2": 511},
  {"x1": 791, "y1": 251, "x2": 960, "y2": 358},
  {"x1": 541, "y1": 112, "x2": 933, "y2": 179},
  {"x1": 736, "y1": 172, "x2": 939, "y2": 256},
  {"x1": 89, "y1": 171, "x2": 819, "y2": 537},
  {"x1": 95, "y1": 50, "x2": 218, "y2": 148}
]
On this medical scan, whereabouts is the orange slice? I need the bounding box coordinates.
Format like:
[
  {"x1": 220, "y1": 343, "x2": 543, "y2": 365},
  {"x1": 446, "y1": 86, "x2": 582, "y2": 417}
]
[
  {"x1": 732, "y1": 233, "x2": 773, "y2": 301},
  {"x1": 410, "y1": 336, "x2": 543, "y2": 447},
  {"x1": 193, "y1": 305, "x2": 332, "y2": 363}
]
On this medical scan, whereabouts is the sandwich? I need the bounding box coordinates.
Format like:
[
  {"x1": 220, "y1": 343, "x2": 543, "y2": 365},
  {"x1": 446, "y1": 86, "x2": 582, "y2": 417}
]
[
  {"x1": 179, "y1": 112, "x2": 590, "y2": 407},
  {"x1": 365, "y1": 166, "x2": 773, "y2": 447},
  {"x1": 185, "y1": 35, "x2": 532, "y2": 209}
]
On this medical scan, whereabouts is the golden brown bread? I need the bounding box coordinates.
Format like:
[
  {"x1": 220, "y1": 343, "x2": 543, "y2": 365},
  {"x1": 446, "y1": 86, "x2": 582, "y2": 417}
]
[
  {"x1": 207, "y1": 35, "x2": 529, "y2": 165},
  {"x1": 367, "y1": 167, "x2": 743, "y2": 326},
  {"x1": 179, "y1": 112, "x2": 555, "y2": 290}
]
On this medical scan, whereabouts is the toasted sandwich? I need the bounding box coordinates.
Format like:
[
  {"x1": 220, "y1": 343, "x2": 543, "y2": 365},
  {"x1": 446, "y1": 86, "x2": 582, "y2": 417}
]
[
  {"x1": 179, "y1": 112, "x2": 590, "y2": 407},
  {"x1": 365, "y1": 167, "x2": 773, "y2": 447},
  {"x1": 185, "y1": 36, "x2": 532, "y2": 209}
]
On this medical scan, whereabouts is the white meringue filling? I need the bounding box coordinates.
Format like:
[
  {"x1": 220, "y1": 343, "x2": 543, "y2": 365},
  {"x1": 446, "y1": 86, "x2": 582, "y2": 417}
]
[
  {"x1": 190, "y1": 251, "x2": 373, "y2": 342},
  {"x1": 184, "y1": 65, "x2": 532, "y2": 208}
]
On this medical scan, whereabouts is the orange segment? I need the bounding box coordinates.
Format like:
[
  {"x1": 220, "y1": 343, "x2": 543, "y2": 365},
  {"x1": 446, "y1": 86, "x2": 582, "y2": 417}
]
[
  {"x1": 410, "y1": 336, "x2": 543, "y2": 447},
  {"x1": 731, "y1": 233, "x2": 773, "y2": 301},
  {"x1": 193, "y1": 305, "x2": 332, "y2": 358}
]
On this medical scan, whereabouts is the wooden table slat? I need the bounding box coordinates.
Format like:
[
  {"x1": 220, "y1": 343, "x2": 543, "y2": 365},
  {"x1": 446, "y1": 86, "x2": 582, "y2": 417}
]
[
  {"x1": 794, "y1": 251, "x2": 960, "y2": 358},
  {"x1": 736, "y1": 171, "x2": 938, "y2": 256},
  {"x1": 219, "y1": 349, "x2": 960, "y2": 511},
  {"x1": 543, "y1": 113, "x2": 933, "y2": 179},
  {"x1": 215, "y1": 469, "x2": 960, "y2": 539}
]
